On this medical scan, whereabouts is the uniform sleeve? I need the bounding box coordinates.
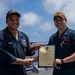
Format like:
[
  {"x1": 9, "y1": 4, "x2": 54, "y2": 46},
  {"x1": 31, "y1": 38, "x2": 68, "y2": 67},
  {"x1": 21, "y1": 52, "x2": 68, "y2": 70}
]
[
  {"x1": 48, "y1": 35, "x2": 54, "y2": 45},
  {"x1": 0, "y1": 33, "x2": 16, "y2": 64},
  {"x1": 26, "y1": 36, "x2": 35, "y2": 56},
  {"x1": 48, "y1": 37, "x2": 51, "y2": 45},
  {"x1": 0, "y1": 48, "x2": 16, "y2": 64},
  {"x1": 70, "y1": 31, "x2": 75, "y2": 52},
  {"x1": 23, "y1": 33, "x2": 35, "y2": 56}
]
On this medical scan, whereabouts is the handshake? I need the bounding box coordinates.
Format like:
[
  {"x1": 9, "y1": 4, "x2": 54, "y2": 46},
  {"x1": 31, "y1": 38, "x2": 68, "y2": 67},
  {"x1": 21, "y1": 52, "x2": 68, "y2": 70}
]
[
  {"x1": 23, "y1": 58, "x2": 34, "y2": 68},
  {"x1": 13, "y1": 56, "x2": 38, "y2": 68}
]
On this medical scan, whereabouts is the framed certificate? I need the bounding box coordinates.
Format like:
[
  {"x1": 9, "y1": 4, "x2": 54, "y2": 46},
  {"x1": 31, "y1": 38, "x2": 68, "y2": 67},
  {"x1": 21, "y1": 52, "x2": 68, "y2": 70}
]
[{"x1": 38, "y1": 45, "x2": 55, "y2": 67}]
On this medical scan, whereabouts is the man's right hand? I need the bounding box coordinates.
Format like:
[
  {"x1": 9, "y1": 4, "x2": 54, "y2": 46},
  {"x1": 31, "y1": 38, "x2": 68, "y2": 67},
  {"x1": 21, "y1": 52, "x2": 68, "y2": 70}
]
[
  {"x1": 23, "y1": 58, "x2": 33, "y2": 68},
  {"x1": 12, "y1": 58, "x2": 33, "y2": 68}
]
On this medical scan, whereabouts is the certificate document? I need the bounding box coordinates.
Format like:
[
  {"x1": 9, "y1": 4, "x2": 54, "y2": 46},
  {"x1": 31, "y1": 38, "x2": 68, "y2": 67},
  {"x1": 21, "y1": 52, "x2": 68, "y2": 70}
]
[{"x1": 38, "y1": 45, "x2": 55, "y2": 67}]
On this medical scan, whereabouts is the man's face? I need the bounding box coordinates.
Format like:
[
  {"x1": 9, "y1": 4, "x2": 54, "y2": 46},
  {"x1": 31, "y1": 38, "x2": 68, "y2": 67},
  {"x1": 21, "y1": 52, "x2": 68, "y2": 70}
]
[
  {"x1": 6, "y1": 14, "x2": 20, "y2": 30},
  {"x1": 54, "y1": 16, "x2": 67, "y2": 30}
]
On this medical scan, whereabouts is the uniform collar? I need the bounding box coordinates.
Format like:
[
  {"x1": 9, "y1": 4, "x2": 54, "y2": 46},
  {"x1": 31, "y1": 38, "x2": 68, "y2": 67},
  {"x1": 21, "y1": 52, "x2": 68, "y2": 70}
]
[
  {"x1": 56, "y1": 26, "x2": 69, "y2": 37},
  {"x1": 5, "y1": 27, "x2": 19, "y2": 35},
  {"x1": 4, "y1": 27, "x2": 19, "y2": 40}
]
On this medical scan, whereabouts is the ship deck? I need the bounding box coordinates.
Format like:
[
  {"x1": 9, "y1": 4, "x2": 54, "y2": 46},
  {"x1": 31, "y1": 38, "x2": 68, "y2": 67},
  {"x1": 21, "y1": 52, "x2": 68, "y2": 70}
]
[{"x1": 27, "y1": 66, "x2": 53, "y2": 75}]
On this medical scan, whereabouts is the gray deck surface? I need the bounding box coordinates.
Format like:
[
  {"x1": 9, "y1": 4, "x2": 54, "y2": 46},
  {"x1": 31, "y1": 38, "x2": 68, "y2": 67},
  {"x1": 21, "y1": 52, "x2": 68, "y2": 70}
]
[{"x1": 27, "y1": 67, "x2": 53, "y2": 75}]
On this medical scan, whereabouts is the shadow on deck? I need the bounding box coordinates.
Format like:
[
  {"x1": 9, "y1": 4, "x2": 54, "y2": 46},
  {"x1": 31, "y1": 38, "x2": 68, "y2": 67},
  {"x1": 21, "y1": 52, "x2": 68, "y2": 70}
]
[{"x1": 27, "y1": 65, "x2": 53, "y2": 75}]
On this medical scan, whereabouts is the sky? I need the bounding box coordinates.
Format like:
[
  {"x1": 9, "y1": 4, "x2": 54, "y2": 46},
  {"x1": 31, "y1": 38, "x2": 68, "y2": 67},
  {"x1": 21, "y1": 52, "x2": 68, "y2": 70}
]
[{"x1": 0, "y1": 0, "x2": 75, "y2": 43}]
